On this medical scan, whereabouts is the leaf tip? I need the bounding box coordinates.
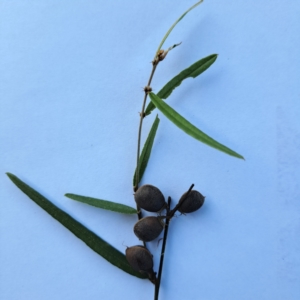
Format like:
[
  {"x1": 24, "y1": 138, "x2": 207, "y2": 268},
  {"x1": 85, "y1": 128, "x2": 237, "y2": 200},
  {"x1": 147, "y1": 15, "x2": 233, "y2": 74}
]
[
  {"x1": 237, "y1": 154, "x2": 245, "y2": 160},
  {"x1": 6, "y1": 172, "x2": 14, "y2": 180},
  {"x1": 212, "y1": 54, "x2": 218, "y2": 61}
]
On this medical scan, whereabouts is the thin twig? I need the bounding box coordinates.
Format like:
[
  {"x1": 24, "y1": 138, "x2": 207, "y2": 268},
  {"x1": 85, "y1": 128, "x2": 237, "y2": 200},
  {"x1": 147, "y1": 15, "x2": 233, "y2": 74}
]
[
  {"x1": 154, "y1": 196, "x2": 171, "y2": 300},
  {"x1": 134, "y1": 42, "x2": 182, "y2": 202},
  {"x1": 134, "y1": 62, "x2": 158, "y2": 194}
]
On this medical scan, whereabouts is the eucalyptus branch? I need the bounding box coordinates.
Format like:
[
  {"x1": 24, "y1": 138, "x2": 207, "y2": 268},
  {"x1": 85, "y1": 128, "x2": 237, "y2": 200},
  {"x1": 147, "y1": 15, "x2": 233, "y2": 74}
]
[{"x1": 6, "y1": 2, "x2": 245, "y2": 300}]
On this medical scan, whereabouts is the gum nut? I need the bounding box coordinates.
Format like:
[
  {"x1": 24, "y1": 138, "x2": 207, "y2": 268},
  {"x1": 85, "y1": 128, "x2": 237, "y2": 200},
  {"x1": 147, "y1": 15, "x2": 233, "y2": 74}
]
[
  {"x1": 134, "y1": 216, "x2": 164, "y2": 242},
  {"x1": 134, "y1": 184, "x2": 166, "y2": 212},
  {"x1": 125, "y1": 246, "x2": 154, "y2": 273},
  {"x1": 178, "y1": 190, "x2": 205, "y2": 213}
]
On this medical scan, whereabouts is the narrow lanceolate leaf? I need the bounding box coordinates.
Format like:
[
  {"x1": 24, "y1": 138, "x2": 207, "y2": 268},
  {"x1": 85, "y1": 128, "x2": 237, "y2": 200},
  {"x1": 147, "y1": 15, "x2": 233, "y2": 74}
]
[
  {"x1": 6, "y1": 173, "x2": 147, "y2": 279},
  {"x1": 133, "y1": 115, "x2": 160, "y2": 186},
  {"x1": 65, "y1": 194, "x2": 137, "y2": 214},
  {"x1": 148, "y1": 93, "x2": 244, "y2": 159},
  {"x1": 155, "y1": 0, "x2": 203, "y2": 57},
  {"x1": 145, "y1": 54, "x2": 217, "y2": 116}
]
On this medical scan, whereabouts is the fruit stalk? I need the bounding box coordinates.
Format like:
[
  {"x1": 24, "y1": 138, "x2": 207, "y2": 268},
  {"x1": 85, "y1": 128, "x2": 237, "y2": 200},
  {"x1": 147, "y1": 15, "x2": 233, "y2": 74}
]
[{"x1": 154, "y1": 196, "x2": 171, "y2": 300}]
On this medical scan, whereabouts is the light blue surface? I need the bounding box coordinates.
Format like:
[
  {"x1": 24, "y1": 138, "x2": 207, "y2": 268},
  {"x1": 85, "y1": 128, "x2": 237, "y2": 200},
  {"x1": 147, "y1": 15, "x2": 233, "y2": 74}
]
[{"x1": 1, "y1": 1, "x2": 300, "y2": 299}]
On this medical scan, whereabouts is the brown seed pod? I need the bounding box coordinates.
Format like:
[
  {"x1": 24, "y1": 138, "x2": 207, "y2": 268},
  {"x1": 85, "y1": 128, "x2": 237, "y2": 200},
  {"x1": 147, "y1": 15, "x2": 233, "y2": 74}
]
[
  {"x1": 125, "y1": 245, "x2": 154, "y2": 274},
  {"x1": 134, "y1": 216, "x2": 164, "y2": 242},
  {"x1": 178, "y1": 190, "x2": 205, "y2": 213},
  {"x1": 134, "y1": 184, "x2": 166, "y2": 212}
]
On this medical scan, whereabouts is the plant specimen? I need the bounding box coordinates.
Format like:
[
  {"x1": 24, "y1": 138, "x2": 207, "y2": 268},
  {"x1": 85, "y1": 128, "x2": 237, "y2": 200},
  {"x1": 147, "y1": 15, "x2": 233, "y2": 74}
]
[{"x1": 6, "y1": 1, "x2": 244, "y2": 299}]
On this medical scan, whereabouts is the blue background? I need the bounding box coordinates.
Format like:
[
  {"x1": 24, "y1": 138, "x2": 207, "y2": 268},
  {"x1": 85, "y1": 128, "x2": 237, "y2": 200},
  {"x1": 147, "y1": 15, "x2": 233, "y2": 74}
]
[{"x1": 1, "y1": 1, "x2": 300, "y2": 299}]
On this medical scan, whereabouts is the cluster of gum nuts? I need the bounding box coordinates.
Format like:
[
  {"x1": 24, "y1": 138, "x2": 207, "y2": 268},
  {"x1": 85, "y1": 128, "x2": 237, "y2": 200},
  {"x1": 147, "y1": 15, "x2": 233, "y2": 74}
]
[{"x1": 125, "y1": 184, "x2": 205, "y2": 282}]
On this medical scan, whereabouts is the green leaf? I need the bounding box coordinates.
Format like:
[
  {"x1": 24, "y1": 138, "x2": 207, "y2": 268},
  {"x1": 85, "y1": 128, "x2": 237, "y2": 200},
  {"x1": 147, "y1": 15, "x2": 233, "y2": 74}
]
[
  {"x1": 133, "y1": 115, "x2": 160, "y2": 187},
  {"x1": 148, "y1": 93, "x2": 244, "y2": 159},
  {"x1": 65, "y1": 193, "x2": 137, "y2": 214},
  {"x1": 6, "y1": 173, "x2": 147, "y2": 279},
  {"x1": 155, "y1": 0, "x2": 204, "y2": 58},
  {"x1": 145, "y1": 54, "x2": 217, "y2": 116}
]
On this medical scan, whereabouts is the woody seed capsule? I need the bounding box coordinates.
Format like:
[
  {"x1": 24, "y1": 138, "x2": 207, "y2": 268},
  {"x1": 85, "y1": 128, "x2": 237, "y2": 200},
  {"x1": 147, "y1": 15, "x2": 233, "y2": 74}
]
[
  {"x1": 178, "y1": 190, "x2": 205, "y2": 213},
  {"x1": 134, "y1": 184, "x2": 166, "y2": 212},
  {"x1": 134, "y1": 216, "x2": 164, "y2": 242},
  {"x1": 125, "y1": 245, "x2": 154, "y2": 274}
]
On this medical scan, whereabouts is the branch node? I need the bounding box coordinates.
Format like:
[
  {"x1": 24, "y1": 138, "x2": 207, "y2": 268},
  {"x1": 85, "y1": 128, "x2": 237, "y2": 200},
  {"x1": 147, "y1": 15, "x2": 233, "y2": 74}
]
[{"x1": 144, "y1": 86, "x2": 152, "y2": 93}]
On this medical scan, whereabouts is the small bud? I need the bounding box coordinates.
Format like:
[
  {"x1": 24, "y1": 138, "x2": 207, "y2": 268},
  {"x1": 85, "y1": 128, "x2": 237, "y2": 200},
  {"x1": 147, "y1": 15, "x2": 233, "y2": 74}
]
[
  {"x1": 134, "y1": 184, "x2": 166, "y2": 212},
  {"x1": 134, "y1": 216, "x2": 164, "y2": 242},
  {"x1": 178, "y1": 190, "x2": 205, "y2": 213},
  {"x1": 158, "y1": 49, "x2": 168, "y2": 61},
  {"x1": 126, "y1": 246, "x2": 154, "y2": 275},
  {"x1": 144, "y1": 86, "x2": 152, "y2": 93}
]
